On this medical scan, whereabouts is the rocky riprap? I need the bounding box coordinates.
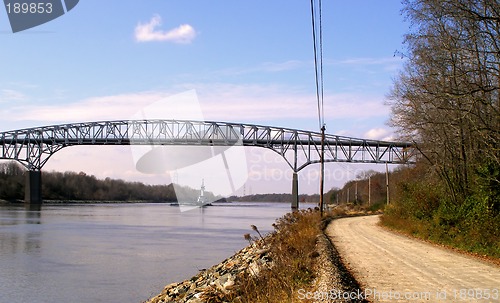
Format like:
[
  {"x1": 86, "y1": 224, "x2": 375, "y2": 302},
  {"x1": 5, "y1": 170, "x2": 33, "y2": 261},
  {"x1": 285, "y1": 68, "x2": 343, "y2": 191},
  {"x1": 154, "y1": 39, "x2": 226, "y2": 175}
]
[
  {"x1": 145, "y1": 242, "x2": 270, "y2": 303},
  {"x1": 146, "y1": 214, "x2": 368, "y2": 303}
]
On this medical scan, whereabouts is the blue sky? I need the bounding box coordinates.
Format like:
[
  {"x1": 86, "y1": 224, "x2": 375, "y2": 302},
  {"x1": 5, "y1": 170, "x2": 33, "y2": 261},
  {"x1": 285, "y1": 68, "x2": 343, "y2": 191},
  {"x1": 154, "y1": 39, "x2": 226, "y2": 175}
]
[{"x1": 0, "y1": 1, "x2": 409, "y2": 195}]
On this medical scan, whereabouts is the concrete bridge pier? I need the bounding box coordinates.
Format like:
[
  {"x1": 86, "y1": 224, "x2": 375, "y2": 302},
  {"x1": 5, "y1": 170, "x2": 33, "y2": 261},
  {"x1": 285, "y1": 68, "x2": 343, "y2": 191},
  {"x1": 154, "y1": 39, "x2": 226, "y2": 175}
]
[
  {"x1": 291, "y1": 172, "x2": 299, "y2": 210},
  {"x1": 25, "y1": 170, "x2": 42, "y2": 204}
]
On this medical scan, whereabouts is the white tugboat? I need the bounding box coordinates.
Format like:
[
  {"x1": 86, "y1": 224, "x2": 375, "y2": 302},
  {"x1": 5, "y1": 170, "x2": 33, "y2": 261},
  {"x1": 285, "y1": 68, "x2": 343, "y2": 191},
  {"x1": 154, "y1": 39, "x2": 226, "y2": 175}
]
[
  {"x1": 170, "y1": 179, "x2": 212, "y2": 207},
  {"x1": 196, "y1": 179, "x2": 211, "y2": 206}
]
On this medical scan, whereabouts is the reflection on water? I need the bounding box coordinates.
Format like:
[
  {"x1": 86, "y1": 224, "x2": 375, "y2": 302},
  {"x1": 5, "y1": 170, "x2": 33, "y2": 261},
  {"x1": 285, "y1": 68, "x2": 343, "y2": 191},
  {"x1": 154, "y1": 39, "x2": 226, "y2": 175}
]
[
  {"x1": 0, "y1": 205, "x2": 42, "y2": 257},
  {"x1": 0, "y1": 202, "x2": 294, "y2": 303},
  {"x1": 25, "y1": 203, "x2": 42, "y2": 212}
]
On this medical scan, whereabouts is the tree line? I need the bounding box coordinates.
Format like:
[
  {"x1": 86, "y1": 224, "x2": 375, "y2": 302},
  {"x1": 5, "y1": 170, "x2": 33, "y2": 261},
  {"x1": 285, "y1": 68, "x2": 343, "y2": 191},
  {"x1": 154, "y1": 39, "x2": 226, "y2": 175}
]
[
  {"x1": 228, "y1": 170, "x2": 394, "y2": 207},
  {"x1": 0, "y1": 160, "x2": 331, "y2": 204},
  {"x1": 0, "y1": 161, "x2": 179, "y2": 202},
  {"x1": 329, "y1": 170, "x2": 391, "y2": 208},
  {"x1": 382, "y1": 0, "x2": 499, "y2": 257},
  {"x1": 228, "y1": 193, "x2": 321, "y2": 203}
]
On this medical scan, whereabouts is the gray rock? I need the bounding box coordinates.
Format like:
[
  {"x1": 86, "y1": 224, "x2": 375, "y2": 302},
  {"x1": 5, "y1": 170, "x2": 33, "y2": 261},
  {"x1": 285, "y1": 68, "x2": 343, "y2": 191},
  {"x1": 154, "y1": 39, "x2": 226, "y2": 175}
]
[{"x1": 146, "y1": 237, "x2": 272, "y2": 303}]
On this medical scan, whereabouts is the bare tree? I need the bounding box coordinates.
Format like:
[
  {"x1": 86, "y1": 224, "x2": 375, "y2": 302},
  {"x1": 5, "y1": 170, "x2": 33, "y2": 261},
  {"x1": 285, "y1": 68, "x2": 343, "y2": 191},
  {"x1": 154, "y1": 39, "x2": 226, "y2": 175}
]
[{"x1": 388, "y1": 0, "x2": 500, "y2": 207}]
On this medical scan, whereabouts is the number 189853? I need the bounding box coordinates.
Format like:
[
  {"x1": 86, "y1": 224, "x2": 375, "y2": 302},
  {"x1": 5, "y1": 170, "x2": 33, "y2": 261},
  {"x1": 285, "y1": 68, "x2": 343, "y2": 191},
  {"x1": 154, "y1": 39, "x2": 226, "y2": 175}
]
[
  {"x1": 5, "y1": 2, "x2": 53, "y2": 14},
  {"x1": 453, "y1": 288, "x2": 499, "y2": 300}
]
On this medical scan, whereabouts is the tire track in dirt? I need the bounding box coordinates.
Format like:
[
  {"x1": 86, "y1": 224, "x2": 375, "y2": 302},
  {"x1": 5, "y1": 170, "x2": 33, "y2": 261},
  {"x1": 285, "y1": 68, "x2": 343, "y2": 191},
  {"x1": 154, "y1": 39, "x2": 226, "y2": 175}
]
[{"x1": 326, "y1": 215, "x2": 500, "y2": 302}]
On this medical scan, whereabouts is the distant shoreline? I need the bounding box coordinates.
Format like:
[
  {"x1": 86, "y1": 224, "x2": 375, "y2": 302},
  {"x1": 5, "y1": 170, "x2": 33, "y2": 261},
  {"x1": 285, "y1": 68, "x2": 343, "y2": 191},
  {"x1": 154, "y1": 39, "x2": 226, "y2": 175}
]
[
  {"x1": 0, "y1": 199, "x2": 301, "y2": 205},
  {"x1": 0, "y1": 199, "x2": 168, "y2": 205}
]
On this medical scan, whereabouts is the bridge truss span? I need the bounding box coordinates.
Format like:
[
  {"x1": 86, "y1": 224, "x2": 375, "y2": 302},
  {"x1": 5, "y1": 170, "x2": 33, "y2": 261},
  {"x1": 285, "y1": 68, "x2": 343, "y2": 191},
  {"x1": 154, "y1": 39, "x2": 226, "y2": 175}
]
[
  {"x1": 244, "y1": 126, "x2": 415, "y2": 171},
  {"x1": 0, "y1": 119, "x2": 417, "y2": 205},
  {"x1": 0, "y1": 119, "x2": 416, "y2": 171}
]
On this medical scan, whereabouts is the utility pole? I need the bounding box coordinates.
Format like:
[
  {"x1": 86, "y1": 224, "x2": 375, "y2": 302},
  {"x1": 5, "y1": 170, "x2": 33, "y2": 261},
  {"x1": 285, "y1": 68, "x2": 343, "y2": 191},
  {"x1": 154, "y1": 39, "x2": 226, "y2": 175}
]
[
  {"x1": 386, "y1": 162, "x2": 390, "y2": 205},
  {"x1": 355, "y1": 181, "x2": 358, "y2": 203},
  {"x1": 319, "y1": 125, "x2": 325, "y2": 216},
  {"x1": 310, "y1": 0, "x2": 325, "y2": 216},
  {"x1": 368, "y1": 175, "x2": 371, "y2": 207}
]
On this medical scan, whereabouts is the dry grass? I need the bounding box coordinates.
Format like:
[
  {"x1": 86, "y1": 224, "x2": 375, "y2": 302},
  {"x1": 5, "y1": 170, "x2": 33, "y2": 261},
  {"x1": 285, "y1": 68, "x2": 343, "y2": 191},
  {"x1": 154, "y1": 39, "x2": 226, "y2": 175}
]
[
  {"x1": 235, "y1": 208, "x2": 324, "y2": 303},
  {"x1": 145, "y1": 205, "x2": 368, "y2": 303}
]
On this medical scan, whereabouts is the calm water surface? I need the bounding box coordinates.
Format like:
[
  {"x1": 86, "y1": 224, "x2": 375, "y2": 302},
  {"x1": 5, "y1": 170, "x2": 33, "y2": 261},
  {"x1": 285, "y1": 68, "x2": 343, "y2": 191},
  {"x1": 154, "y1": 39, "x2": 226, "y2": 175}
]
[{"x1": 0, "y1": 202, "x2": 298, "y2": 303}]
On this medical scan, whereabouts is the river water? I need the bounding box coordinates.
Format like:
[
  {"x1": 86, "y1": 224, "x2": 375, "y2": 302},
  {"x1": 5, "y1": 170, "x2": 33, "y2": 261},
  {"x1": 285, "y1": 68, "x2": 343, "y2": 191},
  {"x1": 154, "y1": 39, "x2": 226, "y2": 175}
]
[{"x1": 0, "y1": 202, "x2": 297, "y2": 303}]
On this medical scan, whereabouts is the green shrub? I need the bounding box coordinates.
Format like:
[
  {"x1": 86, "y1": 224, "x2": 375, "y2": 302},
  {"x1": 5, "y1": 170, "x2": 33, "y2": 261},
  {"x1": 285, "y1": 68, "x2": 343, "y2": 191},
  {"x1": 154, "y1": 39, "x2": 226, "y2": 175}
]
[{"x1": 382, "y1": 164, "x2": 500, "y2": 259}]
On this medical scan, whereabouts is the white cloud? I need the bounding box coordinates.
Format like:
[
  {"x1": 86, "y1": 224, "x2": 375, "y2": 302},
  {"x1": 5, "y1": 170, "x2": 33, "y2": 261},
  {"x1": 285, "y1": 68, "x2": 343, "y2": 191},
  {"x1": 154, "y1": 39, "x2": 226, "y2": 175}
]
[
  {"x1": 134, "y1": 15, "x2": 196, "y2": 44},
  {"x1": 171, "y1": 83, "x2": 391, "y2": 124},
  {"x1": 327, "y1": 57, "x2": 404, "y2": 73},
  {"x1": 0, "y1": 89, "x2": 26, "y2": 102},
  {"x1": 8, "y1": 91, "x2": 175, "y2": 123},
  {"x1": 334, "y1": 57, "x2": 401, "y2": 66},
  {"x1": 215, "y1": 60, "x2": 309, "y2": 76},
  {"x1": 364, "y1": 128, "x2": 394, "y2": 141},
  {"x1": 3, "y1": 84, "x2": 391, "y2": 132}
]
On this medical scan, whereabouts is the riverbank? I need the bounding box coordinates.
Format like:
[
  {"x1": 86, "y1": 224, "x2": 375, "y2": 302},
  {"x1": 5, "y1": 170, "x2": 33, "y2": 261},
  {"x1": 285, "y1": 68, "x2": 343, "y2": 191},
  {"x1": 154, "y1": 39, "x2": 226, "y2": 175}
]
[
  {"x1": 0, "y1": 199, "x2": 169, "y2": 205},
  {"x1": 144, "y1": 239, "x2": 270, "y2": 303},
  {"x1": 144, "y1": 207, "x2": 368, "y2": 303},
  {"x1": 0, "y1": 200, "x2": 223, "y2": 205}
]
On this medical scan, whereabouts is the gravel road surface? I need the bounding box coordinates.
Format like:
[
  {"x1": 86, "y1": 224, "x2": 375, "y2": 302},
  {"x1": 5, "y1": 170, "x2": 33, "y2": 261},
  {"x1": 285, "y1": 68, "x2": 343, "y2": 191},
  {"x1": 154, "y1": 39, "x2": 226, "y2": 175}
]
[{"x1": 326, "y1": 215, "x2": 500, "y2": 302}]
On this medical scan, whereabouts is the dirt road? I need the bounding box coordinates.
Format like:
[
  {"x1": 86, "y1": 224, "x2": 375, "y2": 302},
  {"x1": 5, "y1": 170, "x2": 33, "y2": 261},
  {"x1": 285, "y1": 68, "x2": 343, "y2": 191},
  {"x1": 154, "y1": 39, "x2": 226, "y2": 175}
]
[{"x1": 326, "y1": 215, "x2": 500, "y2": 302}]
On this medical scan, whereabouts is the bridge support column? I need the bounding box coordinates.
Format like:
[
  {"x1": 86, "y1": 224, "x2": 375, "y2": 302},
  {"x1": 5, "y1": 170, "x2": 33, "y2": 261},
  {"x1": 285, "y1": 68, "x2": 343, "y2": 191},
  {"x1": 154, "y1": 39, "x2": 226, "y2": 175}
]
[
  {"x1": 25, "y1": 170, "x2": 42, "y2": 204},
  {"x1": 291, "y1": 172, "x2": 298, "y2": 210}
]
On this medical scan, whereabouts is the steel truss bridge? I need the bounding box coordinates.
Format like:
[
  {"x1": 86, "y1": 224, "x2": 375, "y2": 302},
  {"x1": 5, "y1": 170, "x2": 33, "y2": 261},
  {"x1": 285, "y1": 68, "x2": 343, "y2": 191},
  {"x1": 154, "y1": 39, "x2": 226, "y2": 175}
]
[{"x1": 0, "y1": 120, "x2": 416, "y2": 206}]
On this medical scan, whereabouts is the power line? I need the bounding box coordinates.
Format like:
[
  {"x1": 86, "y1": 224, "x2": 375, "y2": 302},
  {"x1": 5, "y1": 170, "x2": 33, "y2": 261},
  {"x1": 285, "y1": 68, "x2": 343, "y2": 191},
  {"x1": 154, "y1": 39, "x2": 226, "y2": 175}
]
[
  {"x1": 318, "y1": 0, "x2": 325, "y2": 127},
  {"x1": 310, "y1": 0, "x2": 325, "y2": 129},
  {"x1": 310, "y1": 0, "x2": 326, "y2": 215}
]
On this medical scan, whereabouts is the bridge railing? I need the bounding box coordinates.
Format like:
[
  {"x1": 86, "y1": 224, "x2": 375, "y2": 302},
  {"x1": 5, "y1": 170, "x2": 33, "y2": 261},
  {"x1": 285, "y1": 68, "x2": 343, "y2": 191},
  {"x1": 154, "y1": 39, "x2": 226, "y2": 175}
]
[{"x1": 0, "y1": 119, "x2": 417, "y2": 171}]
